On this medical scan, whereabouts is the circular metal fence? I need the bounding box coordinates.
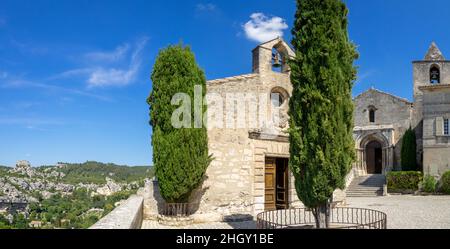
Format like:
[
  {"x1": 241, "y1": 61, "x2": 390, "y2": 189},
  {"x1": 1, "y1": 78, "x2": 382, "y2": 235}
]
[
  {"x1": 162, "y1": 203, "x2": 191, "y2": 217},
  {"x1": 257, "y1": 207, "x2": 387, "y2": 229}
]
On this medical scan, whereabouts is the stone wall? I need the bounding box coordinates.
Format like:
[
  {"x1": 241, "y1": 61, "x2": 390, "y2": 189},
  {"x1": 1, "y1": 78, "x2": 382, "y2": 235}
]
[
  {"x1": 354, "y1": 89, "x2": 413, "y2": 170},
  {"x1": 90, "y1": 195, "x2": 144, "y2": 229},
  {"x1": 423, "y1": 147, "x2": 450, "y2": 178},
  {"x1": 354, "y1": 89, "x2": 412, "y2": 130},
  {"x1": 189, "y1": 126, "x2": 255, "y2": 222},
  {"x1": 421, "y1": 86, "x2": 450, "y2": 178},
  {"x1": 189, "y1": 38, "x2": 299, "y2": 222},
  {"x1": 143, "y1": 180, "x2": 165, "y2": 221}
]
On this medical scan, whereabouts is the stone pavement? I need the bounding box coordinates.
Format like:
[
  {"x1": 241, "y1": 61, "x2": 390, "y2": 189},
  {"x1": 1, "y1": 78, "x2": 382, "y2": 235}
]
[
  {"x1": 345, "y1": 195, "x2": 450, "y2": 229},
  {"x1": 141, "y1": 220, "x2": 256, "y2": 229},
  {"x1": 141, "y1": 195, "x2": 450, "y2": 229}
]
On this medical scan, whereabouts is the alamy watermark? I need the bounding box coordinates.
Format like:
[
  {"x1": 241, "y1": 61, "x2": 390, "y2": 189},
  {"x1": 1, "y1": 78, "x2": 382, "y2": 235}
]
[{"x1": 170, "y1": 85, "x2": 287, "y2": 133}]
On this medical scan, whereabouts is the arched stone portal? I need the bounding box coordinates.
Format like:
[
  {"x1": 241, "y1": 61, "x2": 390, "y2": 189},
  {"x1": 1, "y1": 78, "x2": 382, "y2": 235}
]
[{"x1": 354, "y1": 128, "x2": 395, "y2": 176}]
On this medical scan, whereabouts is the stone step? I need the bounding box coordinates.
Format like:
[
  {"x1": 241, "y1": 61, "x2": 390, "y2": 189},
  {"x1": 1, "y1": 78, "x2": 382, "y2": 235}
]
[
  {"x1": 347, "y1": 191, "x2": 383, "y2": 195},
  {"x1": 347, "y1": 188, "x2": 383, "y2": 191},
  {"x1": 349, "y1": 184, "x2": 384, "y2": 187},
  {"x1": 346, "y1": 175, "x2": 386, "y2": 197},
  {"x1": 353, "y1": 179, "x2": 386, "y2": 181},
  {"x1": 351, "y1": 181, "x2": 385, "y2": 184},
  {"x1": 350, "y1": 182, "x2": 384, "y2": 186},
  {"x1": 351, "y1": 179, "x2": 386, "y2": 183},
  {"x1": 347, "y1": 189, "x2": 383, "y2": 192},
  {"x1": 347, "y1": 192, "x2": 382, "y2": 195},
  {"x1": 347, "y1": 194, "x2": 383, "y2": 198},
  {"x1": 349, "y1": 187, "x2": 384, "y2": 190},
  {"x1": 347, "y1": 190, "x2": 383, "y2": 194},
  {"x1": 347, "y1": 191, "x2": 383, "y2": 194}
]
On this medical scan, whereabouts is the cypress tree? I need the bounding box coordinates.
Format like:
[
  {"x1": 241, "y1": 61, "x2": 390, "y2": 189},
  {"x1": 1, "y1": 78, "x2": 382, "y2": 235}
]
[
  {"x1": 148, "y1": 45, "x2": 211, "y2": 203},
  {"x1": 289, "y1": 0, "x2": 358, "y2": 228},
  {"x1": 401, "y1": 128, "x2": 417, "y2": 171}
]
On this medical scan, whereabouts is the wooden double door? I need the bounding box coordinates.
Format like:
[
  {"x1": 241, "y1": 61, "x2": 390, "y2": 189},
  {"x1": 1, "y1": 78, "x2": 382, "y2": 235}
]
[{"x1": 264, "y1": 157, "x2": 289, "y2": 211}]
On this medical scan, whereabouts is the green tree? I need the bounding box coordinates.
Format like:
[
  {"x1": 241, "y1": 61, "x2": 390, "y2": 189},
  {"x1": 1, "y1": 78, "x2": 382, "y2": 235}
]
[
  {"x1": 148, "y1": 45, "x2": 211, "y2": 203},
  {"x1": 0, "y1": 215, "x2": 11, "y2": 229},
  {"x1": 13, "y1": 214, "x2": 29, "y2": 229},
  {"x1": 289, "y1": 0, "x2": 358, "y2": 228},
  {"x1": 401, "y1": 127, "x2": 417, "y2": 171}
]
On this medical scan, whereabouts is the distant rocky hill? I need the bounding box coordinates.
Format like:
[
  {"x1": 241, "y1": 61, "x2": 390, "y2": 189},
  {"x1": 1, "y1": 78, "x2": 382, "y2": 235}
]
[
  {"x1": 51, "y1": 161, "x2": 153, "y2": 184},
  {"x1": 0, "y1": 161, "x2": 153, "y2": 229},
  {"x1": 0, "y1": 161, "x2": 153, "y2": 204}
]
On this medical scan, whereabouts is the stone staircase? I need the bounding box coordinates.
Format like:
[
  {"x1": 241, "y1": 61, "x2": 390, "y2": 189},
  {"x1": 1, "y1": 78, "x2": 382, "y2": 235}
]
[{"x1": 346, "y1": 174, "x2": 386, "y2": 197}]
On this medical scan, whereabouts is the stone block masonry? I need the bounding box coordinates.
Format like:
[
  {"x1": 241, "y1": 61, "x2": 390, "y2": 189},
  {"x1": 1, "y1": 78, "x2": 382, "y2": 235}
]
[{"x1": 90, "y1": 195, "x2": 144, "y2": 229}]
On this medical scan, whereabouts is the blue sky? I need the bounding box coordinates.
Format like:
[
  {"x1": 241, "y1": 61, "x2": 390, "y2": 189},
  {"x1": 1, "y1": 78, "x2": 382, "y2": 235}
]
[{"x1": 1, "y1": 0, "x2": 449, "y2": 167}]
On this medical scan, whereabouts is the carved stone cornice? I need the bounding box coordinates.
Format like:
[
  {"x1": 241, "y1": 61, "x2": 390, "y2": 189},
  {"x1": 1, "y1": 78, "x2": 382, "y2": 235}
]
[{"x1": 248, "y1": 131, "x2": 289, "y2": 143}]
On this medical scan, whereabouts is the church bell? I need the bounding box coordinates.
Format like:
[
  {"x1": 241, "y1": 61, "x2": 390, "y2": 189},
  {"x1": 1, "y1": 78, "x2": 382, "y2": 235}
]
[
  {"x1": 272, "y1": 52, "x2": 282, "y2": 68},
  {"x1": 430, "y1": 67, "x2": 440, "y2": 83}
]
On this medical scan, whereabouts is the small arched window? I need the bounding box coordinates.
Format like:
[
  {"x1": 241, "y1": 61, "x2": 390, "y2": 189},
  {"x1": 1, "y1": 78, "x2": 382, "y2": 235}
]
[
  {"x1": 430, "y1": 65, "x2": 440, "y2": 84},
  {"x1": 271, "y1": 87, "x2": 289, "y2": 108},
  {"x1": 369, "y1": 110, "x2": 376, "y2": 123},
  {"x1": 368, "y1": 106, "x2": 377, "y2": 123}
]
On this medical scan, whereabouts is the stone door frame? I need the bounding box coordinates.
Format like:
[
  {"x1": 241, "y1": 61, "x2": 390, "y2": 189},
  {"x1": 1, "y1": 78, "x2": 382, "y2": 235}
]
[
  {"x1": 354, "y1": 127, "x2": 395, "y2": 176},
  {"x1": 252, "y1": 141, "x2": 298, "y2": 216}
]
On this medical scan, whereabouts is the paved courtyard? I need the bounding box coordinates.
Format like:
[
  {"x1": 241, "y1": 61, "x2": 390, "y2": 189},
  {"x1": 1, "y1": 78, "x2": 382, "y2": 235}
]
[
  {"x1": 141, "y1": 195, "x2": 450, "y2": 229},
  {"x1": 346, "y1": 195, "x2": 450, "y2": 229}
]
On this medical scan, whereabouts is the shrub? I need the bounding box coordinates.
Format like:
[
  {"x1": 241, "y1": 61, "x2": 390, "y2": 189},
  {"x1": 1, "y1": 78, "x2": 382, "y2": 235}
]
[
  {"x1": 401, "y1": 128, "x2": 417, "y2": 171},
  {"x1": 441, "y1": 171, "x2": 450, "y2": 194},
  {"x1": 422, "y1": 175, "x2": 437, "y2": 193},
  {"x1": 387, "y1": 171, "x2": 423, "y2": 192}
]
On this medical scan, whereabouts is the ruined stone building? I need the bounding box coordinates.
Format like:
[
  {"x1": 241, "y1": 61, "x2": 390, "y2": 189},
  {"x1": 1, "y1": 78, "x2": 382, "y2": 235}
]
[{"x1": 187, "y1": 38, "x2": 450, "y2": 222}]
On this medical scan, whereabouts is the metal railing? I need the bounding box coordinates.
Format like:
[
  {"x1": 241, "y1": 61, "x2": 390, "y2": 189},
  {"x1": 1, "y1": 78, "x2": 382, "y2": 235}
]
[
  {"x1": 162, "y1": 203, "x2": 191, "y2": 217},
  {"x1": 257, "y1": 207, "x2": 387, "y2": 229}
]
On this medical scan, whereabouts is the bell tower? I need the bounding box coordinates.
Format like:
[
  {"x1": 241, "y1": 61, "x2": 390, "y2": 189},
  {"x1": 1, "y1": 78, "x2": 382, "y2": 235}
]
[
  {"x1": 252, "y1": 37, "x2": 295, "y2": 75},
  {"x1": 412, "y1": 42, "x2": 448, "y2": 126}
]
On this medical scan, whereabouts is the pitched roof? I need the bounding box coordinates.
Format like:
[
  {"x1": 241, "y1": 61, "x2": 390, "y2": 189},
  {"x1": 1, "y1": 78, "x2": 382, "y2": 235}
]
[
  {"x1": 354, "y1": 88, "x2": 412, "y2": 105},
  {"x1": 207, "y1": 73, "x2": 259, "y2": 85},
  {"x1": 424, "y1": 42, "x2": 445, "y2": 60},
  {"x1": 252, "y1": 37, "x2": 296, "y2": 57}
]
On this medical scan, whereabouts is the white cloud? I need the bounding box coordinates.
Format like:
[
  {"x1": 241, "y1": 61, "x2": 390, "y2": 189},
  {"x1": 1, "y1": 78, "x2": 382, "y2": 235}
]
[
  {"x1": 243, "y1": 13, "x2": 288, "y2": 43},
  {"x1": 7, "y1": 37, "x2": 149, "y2": 95},
  {"x1": 87, "y1": 37, "x2": 148, "y2": 88},
  {"x1": 0, "y1": 117, "x2": 65, "y2": 126},
  {"x1": 47, "y1": 68, "x2": 92, "y2": 80},
  {"x1": 84, "y1": 44, "x2": 130, "y2": 63},
  {"x1": 10, "y1": 39, "x2": 49, "y2": 55},
  {"x1": 87, "y1": 67, "x2": 139, "y2": 87},
  {"x1": 196, "y1": 3, "x2": 216, "y2": 12},
  {"x1": 13, "y1": 101, "x2": 41, "y2": 110},
  {"x1": 1, "y1": 78, "x2": 111, "y2": 101},
  {"x1": 356, "y1": 69, "x2": 377, "y2": 85},
  {"x1": 49, "y1": 38, "x2": 148, "y2": 88}
]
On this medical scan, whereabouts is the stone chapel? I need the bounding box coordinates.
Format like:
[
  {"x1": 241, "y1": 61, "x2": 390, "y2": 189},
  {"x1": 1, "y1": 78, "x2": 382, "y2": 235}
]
[{"x1": 186, "y1": 38, "x2": 450, "y2": 222}]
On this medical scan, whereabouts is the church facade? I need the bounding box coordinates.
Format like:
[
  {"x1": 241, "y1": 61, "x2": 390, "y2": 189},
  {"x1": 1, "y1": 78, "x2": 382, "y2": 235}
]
[
  {"x1": 353, "y1": 42, "x2": 450, "y2": 177},
  {"x1": 188, "y1": 38, "x2": 450, "y2": 222}
]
